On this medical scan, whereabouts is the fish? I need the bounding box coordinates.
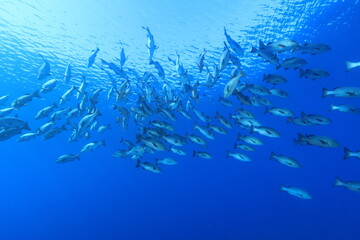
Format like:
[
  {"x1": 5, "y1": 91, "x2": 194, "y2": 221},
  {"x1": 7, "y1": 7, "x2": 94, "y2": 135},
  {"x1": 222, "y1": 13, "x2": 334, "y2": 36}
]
[
  {"x1": 250, "y1": 46, "x2": 280, "y2": 67},
  {"x1": 50, "y1": 107, "x2": 71, "y2": 121},
  {"x1": 287, "y1": 117, "x2": 314, "y2": 126},
  {"x1": 81, "y1": 140, "x2": 106, "y2": 153},
  {"x1": 219, "y1": 42, "x2": 231, "y2": 71},
  {"x1": 98, "y1": 124, "x2": 111, "y2": 133},
  {"x1": 322, "y1": 87, "x2": 360, "y2": 98},
  {"x1": 36, "y1": 121, "x2": 55, "y2": 135},
  {"x1": 169, "y1": 146, "x2": 186, "y2": 156},
  {"x1": 118, "y1": 47, "x2": 128, "y2": 67},
  {"x1": 0, "y1": 117, "x2": 30, "y2": 130},
  {"x1": 263, "y1": 74, "x2": 287, "y2": 85},
  {"x1": 215, "y1": 112, "x2": 232, "y2": 129},
  {"x1": 136, "y1": 160, "x2": 162, "y2": 173},
  {"x1": 251, "y1": 126, "x2": 280, "y2": 138},
  {"x1": 193, "y1": 151, "x2": 212, "y2": 159},
  {"x1": 11, "y1": 90, "x2": 41, "y2": 109},
  {"x1": 270, "y1": 152, "x2": 301, "y2": 168},
  {"x1": 88, "y1": 47, "x2": 100, "y2": 68},
  {"x1": 0, "y1": 127, "x2": 23, "y2": 141},
  {"x1": 60, "y1": 86, "x2": 78, "y2": 105},
  {"x1": 345, "y1": 61, "x2": 360, "y2": 72},
  {"x1": 294, "y1": 133, "x2": 340, "y2": 148},
  {"x1": 330, "y1": 104, "x2": 360, "y2": 114},
  {"x1": 137, "y1": 135, "x2": 166, "y2": 151},
  {"x1": 193, "y1": 123, "x2": 215, "y2": 140},
  {"x1": 265, "y1": 107, "x2": 294, "y2": 117},
  {"x1": 63, "y1": 62, "x2": 72, "y2": 83},
  {"x1": 237, "y1": 133, "x2": 263, "y2": 145},
  {"x1": 17, "y1": 132, "x2": 38, "y2": 142},
  {"x1": 209, "y1": 124, "x2": 227, "y2": 135},
  {"x1": 162, "y1": 134, "x2": 187, "y2": 147},
  {"x1": 44, "y1": 125, "x2": 67, "y2": 140},
  {"x1": 150, "y1": 120, "x2": 174, "y2": 131},
  {"x1": 300, "y1": 112, "x2": 331, "y2": 125},
  {"x1": 226, "y1": 151, "x2": 251, "y2": 161},
  {"x1": 299, "y1": 68, "x2": 329, "y2": 80},
  {"x1": 280, "y1": 185, "x2": 312, "y2": 199},
  {"x1": 37, "y1": 54, "x2": 51, "y2": 80},
  {"x1": 186, "y1": 133, "x2": 207, "y2": 148},
  {"x1": 269, "y1": 88, "x2": 289, "y2": 98},
  {"x1": 334, "y1": 177, "x2": 360, "y2": 193},
  {"x1": 0, "y1": 107, "x2": 14, "y2": 118},
  {"x1": 278, "y1": 57, "x2": 307, "y2": 70},
  {"x1": 246, "y1": 84, "x2": 271, "y2": 96},
  {"x1": 259, "y1": 39, "x2": 298, "y2": 53},
  {"x1": 56, "y1": 154, "x2": 80, "y2": 163},
  {"x1": 236, "y1": 109, "x2": 255, "y2": 119},
  {"x1": 197, "y1": 49, "x2": 207, "y2": 72},
  {"x1": 233, "y1": 143, "x2": 254, "y2": 151},
  {"x1": 296, "y1": 43, "x2": 331, "y2": 55},
  {"x1": 40, "y1": 79, "x2": 57, "y2": 94},
  {"x1": 78, "y1": 110, "x2": 101, "y2": 133},
  {"x1": 142, "y1": 26, "x2": 157, "y2": 62},
  {"x1": 343, "y1": 147, "x2": 360, "y2": 160},
  {"x1": 150, "y1": 59, "x2": 165, "y2": 79},
  {"x1": 156, "y1": 158, "x2": 177, "y2": 165},
  {"x1": 34, "y1": 102, "x2": 57, "y2": 120},
  {"x1": 224, "y1": 27, "x2": 244, "y2": 56},
  {"x1": 0, "y1": 95, "x2": 9, "y2": 105}
]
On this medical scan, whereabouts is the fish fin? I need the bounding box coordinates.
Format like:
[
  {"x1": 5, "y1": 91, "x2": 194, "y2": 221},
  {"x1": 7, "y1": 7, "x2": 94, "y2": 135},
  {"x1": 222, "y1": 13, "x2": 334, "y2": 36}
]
[
  {"x1": 299, "y1": 68, "x2": 305, "y2": 78},
  {"x1": 322, "y1": 88, "x2": 328, "y2": 98},
  {"x1": 237, "y1": 133, "x2": 242, "y2": 141},
  {"x1": 334, "y1": 177, "x2": 344, "y2": 187},
  {"x1": 259, "y1": 40, "x2": 265, "y2": 49},
  {"x1": 345, "y1": 61, "x2": 354, "y2": 72},
  {"x1": 343, "y1": 147, "x2": 351, "y2": 160},
  {"x1": 192, "y1": 151, "x2": 197, "y2": 157}
]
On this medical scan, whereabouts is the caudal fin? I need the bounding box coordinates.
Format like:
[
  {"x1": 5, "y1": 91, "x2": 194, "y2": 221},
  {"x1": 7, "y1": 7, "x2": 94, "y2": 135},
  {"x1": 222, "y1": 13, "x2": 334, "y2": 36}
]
[
  {"x1": 343, "y1": 147, "x2": 352, "y2": 159},
  {"x1": 322, "y1": 88, "x2": 328, "y2": 98},
  {"x1": 299, "y1": 68, "x2": 305, "y2": 78},
  {"x1": 334, "y1": 177, "x2": 344, "y2": 187},
  {"x1": 345, "y1": 61, "x2": 354, "y2": 72}
]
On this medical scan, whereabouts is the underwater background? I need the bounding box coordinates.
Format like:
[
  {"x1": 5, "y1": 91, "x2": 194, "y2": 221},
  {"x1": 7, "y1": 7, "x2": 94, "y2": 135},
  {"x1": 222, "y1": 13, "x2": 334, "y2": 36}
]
[{"x1": 0, "y1": 0, "x2": 360, "y2": 239}]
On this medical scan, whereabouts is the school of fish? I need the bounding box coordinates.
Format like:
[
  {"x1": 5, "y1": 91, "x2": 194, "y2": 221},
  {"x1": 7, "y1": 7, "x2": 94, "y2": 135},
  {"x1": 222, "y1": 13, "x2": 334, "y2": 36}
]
[{"x1": 1, "y1": 27, "x2": 360, "y2": 200}]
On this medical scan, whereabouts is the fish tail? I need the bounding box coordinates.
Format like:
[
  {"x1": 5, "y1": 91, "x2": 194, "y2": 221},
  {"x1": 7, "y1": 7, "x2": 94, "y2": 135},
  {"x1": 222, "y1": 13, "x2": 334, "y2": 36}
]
[
  {"x1": 322, "y1": 88, "x2": 328, "y2": 98},
  {"x1": 259, "y1": 40, "x2": 265, "y2": 49},
  {"x1": 286, "y1": 117, "x2": 293, "y2": 123},
  {"x1": 345, "y1": 61, "x2": 354, "y2": 72},
  {"x1": 343, "y1": 147, "x2": 351, "y2": 160},
  {"x1": 236, "y1": 133, "x2": 242, "y2": 141},
  {"x1": 334, "y1": 177, "x2": 344, "y2": 187},
  {"x1": 299, "y1": 68, "x2": 305, "y2": 78},
  {"x1": 192, "y1": 151, "x2": 197, "y2": 157},
  {"x1": 250, "y1": 47, "x2": 257, "y2": 53},
  {"x1": 269, "y1": 151, "x2": 275, "y2": 159},
  {"x1": 32, "y1": 90, "x2": 42, "y2": 99},
  {"x1": 279, "y1": 184, "x2": 286, "y2": 191},
  {"x1": 135, "y1": 160, "x2": 141, "y2": 168}
]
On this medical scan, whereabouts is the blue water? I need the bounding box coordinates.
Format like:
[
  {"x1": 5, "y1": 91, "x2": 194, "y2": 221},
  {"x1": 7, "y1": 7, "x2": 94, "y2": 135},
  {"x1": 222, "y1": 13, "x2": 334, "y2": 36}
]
[{"x1": 0, "y1": 0, "x2": 360, "y2": 239}]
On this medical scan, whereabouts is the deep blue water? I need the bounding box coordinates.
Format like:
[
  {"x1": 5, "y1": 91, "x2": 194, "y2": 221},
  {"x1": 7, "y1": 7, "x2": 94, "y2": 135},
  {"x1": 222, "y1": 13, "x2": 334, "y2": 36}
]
[{"x1": 0, "y1": 1, "x2": 360, "y2": 239}]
